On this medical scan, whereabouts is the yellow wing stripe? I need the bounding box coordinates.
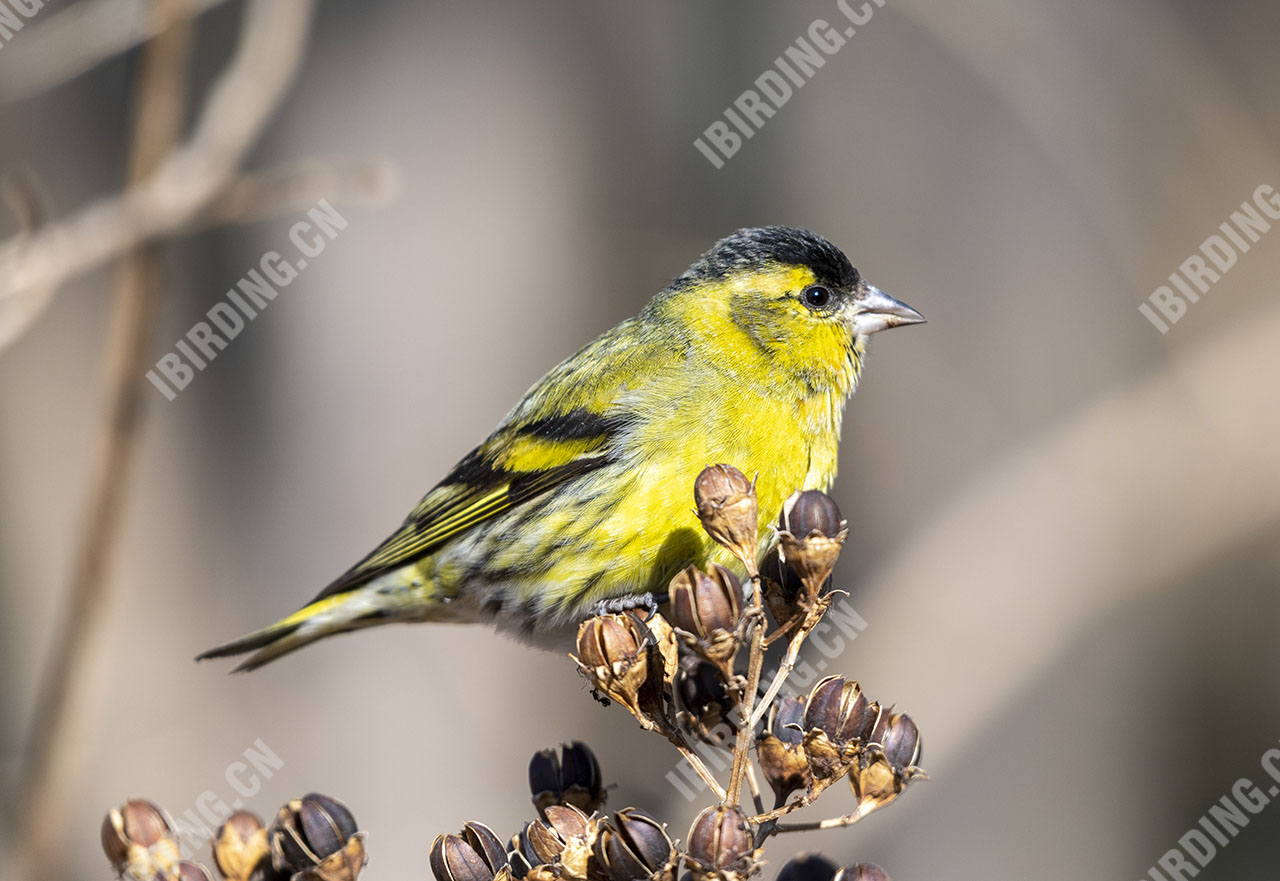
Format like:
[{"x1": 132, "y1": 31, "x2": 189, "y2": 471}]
[
  {"x1": 361, "y1": 488, "x2": 510, "y2": 569},
  {"x1": 497, "y1": 435, "x2": 607, "y2": 473}
]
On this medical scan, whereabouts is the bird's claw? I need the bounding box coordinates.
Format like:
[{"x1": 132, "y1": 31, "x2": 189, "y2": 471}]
[{"x1": 591, "y1": 592, "x2": 659, "y2": 622}]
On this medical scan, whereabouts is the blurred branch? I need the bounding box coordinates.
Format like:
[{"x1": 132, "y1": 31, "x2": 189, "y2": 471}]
[
  {"x1": 0, "y1": 0, "x2": 229, "y2": 103},
  {"x1": 0, "y1": 170, "x2": 56, "y2": 353},
  {"x1": 12, "y1": 1, "x2": 325, "y2": 879},
  {"x1": 13, "y1": 1, "x2": 194, "y2": 880},
  {"x1": 190, "y1": 157, "x2": 402, "y2": 230},
  {"x1": 0, "y1": 0, "x2": 318, "y2": 352}
]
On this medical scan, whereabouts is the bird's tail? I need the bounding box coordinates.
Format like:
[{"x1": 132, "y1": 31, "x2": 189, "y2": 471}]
[{"x1": 196, "y1": 587, "x2": 408, "y2": 672}]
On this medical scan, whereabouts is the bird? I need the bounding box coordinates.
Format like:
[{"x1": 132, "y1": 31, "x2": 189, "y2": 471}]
[{"x1": 197, "y1": 226, "x2": 923, "y2": 671}]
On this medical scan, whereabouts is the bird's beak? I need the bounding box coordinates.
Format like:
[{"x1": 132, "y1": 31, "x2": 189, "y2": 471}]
[{"x1": 849, "y1": 285, "x2": 925, "y2": 335}]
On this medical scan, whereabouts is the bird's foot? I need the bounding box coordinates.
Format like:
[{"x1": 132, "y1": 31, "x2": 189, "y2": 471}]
[{"x1": 591, "y1": 592, "x2": 659, "y2": 622}]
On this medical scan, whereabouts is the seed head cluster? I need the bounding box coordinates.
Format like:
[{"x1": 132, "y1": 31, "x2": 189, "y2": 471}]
[{"x1": 101, "y1": 466, "x2": 924, "y2": 881}]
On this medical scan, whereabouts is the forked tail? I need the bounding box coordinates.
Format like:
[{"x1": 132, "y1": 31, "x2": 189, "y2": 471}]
[{"x1": 196, "y1": 588, "x2": 402, "y2": 672}]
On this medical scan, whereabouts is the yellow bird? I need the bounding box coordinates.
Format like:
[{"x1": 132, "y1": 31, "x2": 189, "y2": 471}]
[{"x1": 198, "y1": 227, "x2": 923, "y2": 670}]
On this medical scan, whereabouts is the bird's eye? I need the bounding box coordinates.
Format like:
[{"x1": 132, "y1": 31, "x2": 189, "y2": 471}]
[{"x1": 802, "y1": 285, "x2": 833, "y2": 308}]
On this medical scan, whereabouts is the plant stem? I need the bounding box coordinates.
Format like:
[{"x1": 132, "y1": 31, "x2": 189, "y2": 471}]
[
  {"x1": 725, "y1": 575, "x2": 765, "y2": 805},
  {"x1": 749, "y1": 598, "x2": 830, "y2": 728},
  {"x1": 744, "y1": 759, "x2": 765, "y2": 816},
  {"x1": 748, "y1": 775, "x2": 842, "y2": 824},
  {"x1": 750, "y1": 623, "x2": 806, "y2": 729},
  {"x1": 669, "y1": 734, "x2": 727, "y2": 801},
  {"x1": 767, "y1": 802, "x2": 879, "y2": 835}
]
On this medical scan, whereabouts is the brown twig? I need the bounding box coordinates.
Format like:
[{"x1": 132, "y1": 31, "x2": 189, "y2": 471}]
[
  {"x1": 725, "y1": 572, "x2": 764, "y2": 806},
  {"x1": 0, "y1": 0, "x2": 318, "y2": 352},
  {"x1": 744, "y1": 759, "x2": 765, "y2": 816},
  {"x1": 0, "y1": 0, "x2": 229, "y2": 103},
  {"x1": 13, "y1": 4, "x2": 193, "y2": 879},
  {"x1": 766, "y1": 802, "x2": 880, "y2": 835},
  {"x1": 188, "y1": 157, "x2": 401, "y2": 230},
  {"x1": 668, "y1": 734, "x2": 728, "y2": 802},
  {"x1": 748, "y1": 775, "x2": 843, "y2": 825},
  {"x1": 749, "y1": 596, "x2": 834, "y2": 729}
]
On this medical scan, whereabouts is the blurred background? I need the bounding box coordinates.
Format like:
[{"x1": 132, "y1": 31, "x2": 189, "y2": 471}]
[{"x1": 2, "y1": 0, "x2": 1279, "y2": 879}]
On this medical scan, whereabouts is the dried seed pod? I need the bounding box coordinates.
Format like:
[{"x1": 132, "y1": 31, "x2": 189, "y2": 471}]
[
  {"x1": 771, "y1": 695, "x2": 806, "y2": 745},
  {"x1": 777, "y1": 491, "x2": 847, "y2": 596},
  {"x1": 270, "y1": 794, "x2": 366, "y2": 881},
  {"x1": 593, "y1": 808, "x2": 675, "y2": 881},
  {"x1": 759, "y1": 548, "x2": 805, "y2": 631},
  {"x1": 212, "y1": 810, "x2": 268, "y2": 881},
  {"x1": 516, "y1": 820, "x2": 567, "y2": 867},
  {"x1": 756, "y1": 697, "x2": 811, "y2": 805},
  {"x1": 506, "y1": 841, "x2": 535, "y2": 881},
  {"x1": 102, "y1": 799, "x2": 182, "y2": 880},
  {"x1": 512, "y1": 805, "x2": 599, "y2": 880},
  {"x1": 878, "y1": 712, "x2": 922, "y2": 769},
  {"x1": 776, "y1": 853, "x2": 838, "y2": 881},
  {"x1": 833, "y1": 864, "x2": 891, "y2": 881},
  {"x1": 693, "y1": 465, "x2": 759, "y2": 570},
  {"x1": 295, "y1": 836, "x2": 366, "y2": 881},
  {"x1": 529, "y1": 751, "x2": 560, "y2": 813},
  {"x1": 685, "y1": 806, "x2": 755, "y2": 881},
  {"x1": 802, "y1": 677, "x2": 880, "y2": 745},
  {"x1": 669, "y1": 565, "x2": 745, "y2": 637},
  {"x1": 676, "y1": 657, "x2": 734, "y2": 740},
  {"x1": 802, "y1": 676, "x2": 844, "y2": 737},
  {"x1": 529, "y1": 741, "x2": 605, "y2": 818},
  {"x1": 165, "y1": 862, "x2": 216, "y2": 881},
  {"x1": 558, "y1": 742, "x2": 605, "y2": 814},
  {"x1": 800, "y1": 677, "x2": 883, "y2": 782},
  {"x1": 430, "y1": 822, "x2": 508, "y2": 881},
  {"x1": 574, "y1": 614, "x2": 650, "y2": 715},
  {"x1": 849, "y1": 712, "x2": 923, "y2": 813},
  {"x1": 784, "y1": 490, "x2": 843, "y2": 538},
  {"x1": 529, "y1": 805, "x2": 598, "y2": 881}
]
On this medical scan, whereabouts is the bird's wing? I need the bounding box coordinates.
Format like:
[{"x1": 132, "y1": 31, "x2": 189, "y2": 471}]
[
  {"x1": 311, "y1": 317, "x2": 667, "y2": 602},
  {"x1": 310, "y1": 414, "x2": 620, "y2": 602}
]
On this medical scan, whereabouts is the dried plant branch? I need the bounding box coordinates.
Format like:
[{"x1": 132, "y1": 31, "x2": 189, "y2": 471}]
[
  {"x1": 0, "y1": 170, "x2": 56, "y2": 350},
  {"x1": 747, "y1": 775, "x2": 842, "y2": 825},
  {"x1": 0, "y1": 0, "x2": 317, "y2": 352},
  {"x1": 1, "y1": 169, "x2": 49, "y2": 230},
  {"x1": 189, "y1": 158, "x2": 401, "y2": 230},
  {"x1": 576, "y1": 467, "x2": 924, "y2": 873},
  {"x1": 14, "y1": 4, "x2": 194, "y2": 880},
  {"x1": 0, "y1": 0, "x2": 229, "y2": 103},
  {"x1": 749, "y1": 597, "x2": 835, "y2": 729},
  {"x1": 744, "y1": 762, "x2": 765, "y2": 816},
  {"x1": 725, "y1": 584, "x2": 765, "y2": 805},
  {"x1": 669, "y1": 736, "x2": 728, "y2": 802},
  {"x1": 769, "y1": 804, "x2": 879, "y2": 835}
]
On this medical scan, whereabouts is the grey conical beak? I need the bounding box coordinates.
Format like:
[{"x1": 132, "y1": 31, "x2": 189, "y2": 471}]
[{"x1": 849, "y1": 285, "x2": 925, "y2": 335}]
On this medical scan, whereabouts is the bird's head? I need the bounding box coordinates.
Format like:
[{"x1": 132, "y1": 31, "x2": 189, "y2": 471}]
[{"x1": 658, "y1": 226, "x2": 924, "y2": 395}]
